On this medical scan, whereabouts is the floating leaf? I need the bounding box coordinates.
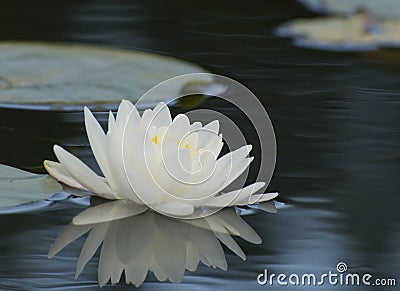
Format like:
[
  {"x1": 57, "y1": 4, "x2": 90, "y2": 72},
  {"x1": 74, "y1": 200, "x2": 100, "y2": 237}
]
[
  {"x1": 0, "y1": 42, "x2": 211, "y2": 110},
  {"x1": 277, "y1": 14, "x2": 400, "y2": 51},
  {"x1": 299, "y1": 0, "x2": 400, "y2": 20},
  {"x1": 0, "y1": 164, "x2": 62, "y2": 209}
]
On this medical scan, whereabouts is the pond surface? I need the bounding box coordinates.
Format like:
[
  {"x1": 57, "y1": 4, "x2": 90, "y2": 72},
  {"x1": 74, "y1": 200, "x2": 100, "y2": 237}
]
[{"x1": 0, "y1": 0, "x2": 399, "y2": 290}]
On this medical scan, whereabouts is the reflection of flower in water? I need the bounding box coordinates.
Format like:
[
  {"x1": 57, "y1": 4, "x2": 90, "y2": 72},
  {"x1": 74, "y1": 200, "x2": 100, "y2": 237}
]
[
  {"x1": 48, "y1": 200, "x2": 264, "y2": 287},
  {"x1": 44, "y1": 100, "x2": 278, "y2": 218}
]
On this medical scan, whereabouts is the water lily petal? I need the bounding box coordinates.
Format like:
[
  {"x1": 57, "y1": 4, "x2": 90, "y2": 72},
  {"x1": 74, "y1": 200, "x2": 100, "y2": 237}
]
[
  {"x1": 214, "y1": 231, "x2": 246, "y2": 260},
  {"x1": 199, "y1": 253, "x2": 211, "y2": 267},
  {"x1": 108, "y1": 110, "x2": 116, "y2": 133},
  {"x1": 84, "y1": 107, "x2": 114, "y2": 187},
  {"x1": 139, "y1": 108, "x2": 156, "y2": 131},
  {"x1": 98, "y1": 224, "x2": 124, "y2": 286},
  {"x1": 116, "y1": 99, "x2": 137, "y2": 126},
  {"x1": 204, "y1": 120, "x2": 219, "y2": 133},
  {"x1": 48, "y1": 223, "x2": 94, "y2": 258},
  {"x1": 44, "y1": 160, "x2": 86, "y2": 190},
  {"x1": 76, "y1": 223, "x2": 110, "y2": 277},
  {"x1": 149, "y1": 102, "x2": 172, "y2": 128},
  {"x1": 203, "y1": 182, "x2": 265, "y2": 208},
  {"x1": 215, "y1": 209, "x2": 262, "y2": 244},
  {"x1": 156, "y1": 213, "x2": 192, "y2": 242},
  {"x1": 181, "y1": 145, "x2": 253, "y2": 203},
  {"x1": 193, "y1": 228, "x2": 227, "y2": 270},
  {"x1": 153, "y1": 144, "x2": 192, "y2": 197},
  {"x1": 198, "y1": 120, "x2": 219, "y2": 146},
  {"x1": 53, "y1": 145, "x2": 116, "y2": 200},
  {"x1": 125, "y1": 246, "x2": 152, "y2": 287},
  {"x1": 258, "y1": 200, "x2": 278, "y2": 213},
  {"x1": 150, "y1": 262, "x2": 168, "y2": 282},
  {"x1": 115, "y1": 212, "x2": 154, "y2": 265},
  {"x1": 204, "y1": 211, "x2": 241, "y2": 236},
  {"x1": 152, "y1": 202, "x2": 194, "y2": 216},
  {"x1": 190, "y1": 121, "x2": 202, "y2": 131},
  {"x1": 72, "y1": 200, "x2": 147, "y2": 225},
  {"x1": 169, "y1": 114, "x2": 190, "y2": 141},
  {"x1": 125, "y1": 170, "x2": 164, "y2": 205},
  {"x1": 197, "y1": 121, "x2": 223, "y2": 157},
  {"x1": 185, "y1": 243, "x2": 200, "y2": 272},
  {"x1": 246, "y1": 192, "x2": 279, "y2": 205},
  {"x1": 106, "y1": 128, "x2": 144, "y2": 203},
  {"x1": 152, "y1": 230, "x2": 186, "y2": 283}
]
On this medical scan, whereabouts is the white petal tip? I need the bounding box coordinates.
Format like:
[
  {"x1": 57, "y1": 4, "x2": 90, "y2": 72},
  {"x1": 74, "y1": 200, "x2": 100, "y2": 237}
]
[
  {"x1": 259, "y1": 200, "x2": 278, "y2": 213},
  {"x1": 248, "y1": 192, "x2": 279, "y2": 204}
]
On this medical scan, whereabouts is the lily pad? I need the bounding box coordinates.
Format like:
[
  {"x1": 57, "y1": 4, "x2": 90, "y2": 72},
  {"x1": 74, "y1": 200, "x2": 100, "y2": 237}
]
[
  {"x1": 0, "y1": 164, "x2": 62, "y2": 209},
  {"x1": 277, "y1": 14, "x2": 400, "y2": 51},
  {"x1": 298, "y1": 0, "x2": 400, "y2": 20},
  {"x1": 0, "y1": 42, "x2": 211, "y2": 110}
]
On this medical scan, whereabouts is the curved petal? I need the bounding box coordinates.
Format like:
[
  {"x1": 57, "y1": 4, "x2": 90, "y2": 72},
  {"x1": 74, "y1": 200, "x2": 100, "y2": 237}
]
[
  {"x1": 185, "y1": 243, "x2": 200, "y2": 272},
  {"x1": 98, "y1": 223, "x2": 124, "y2": 286},
  {"x1": 48, "y1": 222, "x2": 94, "y2": 258},
  {"x1": 198, "y1": 120, "x2": 219, "y2": 146},
  {"x1": 259, "y1": 200, "x2": 278, "y2": 213},
  {"x1": 115, "y1": 212, "x2": 154, "y2": 265},
  {"x1": 152, "y1": 202, "x2": 194, "y2": 217},
  {"x1": 191, "y1": 228, "x2": 227, "y2": 270},
  {"x1": 180, "y1": 145, "x2": 253, "y2": 203},
  {"x1": 108, "y1": 110, "x2": 116, "y2": 133},
  {"x1": 149, "y1": 102, "x2": 172, "y2": 128},
  {"x1": 152, "y1": 229, "x2": 186, "y2": 283},
  {"x1": 84, "y1": 107, "x2": 114, "y2": 186},
  {"x1": 105, "y1": 126, "x2": 146, "y2": 203},
  {"x1": 76, "y1": 223, "x2": 110, "y2": 277},
  {"x1": 190, "y1": 121, "x2": 202, "y2": 131},
  {"x1": 125, "y1": 246, "x2": 152, "y2": 287},
  {"x1": 116, "y1": 99, "x2": 140, "y2": 126},
  {"x1": 211, "y1": 209, "x2": 262, "y2": 244},
  {"x1": 214, "y1": 231, "x2": 246, "y2": 260},
  {"x1": 72, "y1": 200, "x2": 147, "y2": 225},
  {"x1": 203, "y1": 182, "x2": 265, "y2": 207},
  {"x1": 246, "y1": 192, "x2": 279, "y2": 205},
  {"x1": 53, "y1": 145, "x2": 116, "y2": 200},
  {"x1": 44, "y1": 160, "x2": 86, "y2": 190},
  {"x1": 169, "y1": 114, "x2": 190, "y2": 141}
]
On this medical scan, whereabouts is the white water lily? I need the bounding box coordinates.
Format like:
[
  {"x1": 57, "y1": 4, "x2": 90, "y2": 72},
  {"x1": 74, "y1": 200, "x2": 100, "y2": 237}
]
[
  {"x1": 48, "y1": 201, "x2": 261, "y2": 287},
  {"x1": 44, "y1": 100, "x2": 278, "y2": 217}
]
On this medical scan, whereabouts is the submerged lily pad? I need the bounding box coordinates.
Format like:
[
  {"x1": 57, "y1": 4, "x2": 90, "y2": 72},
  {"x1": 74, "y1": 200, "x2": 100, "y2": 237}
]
[
  {"x1": 277, "y1": 14, "x2": 400, "y2": 51},
  {"x1": 0, "y1": 164, "x2": 62, "y2": 209},
  {"x1": 298, "y1": 0, "x2": 400, "y2": 20},
  {"x1": 0, "y1": 42, "x2": 211, "y2": 110}
]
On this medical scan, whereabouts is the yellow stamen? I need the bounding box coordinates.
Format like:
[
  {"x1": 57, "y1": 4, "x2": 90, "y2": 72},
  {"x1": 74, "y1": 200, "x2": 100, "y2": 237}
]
[
  {"x1": 185, "y1": 143, "x2": 190, "y2": 150},
  {"x1": 152, "y1": 135, "x2": 158, "y2": 144}
]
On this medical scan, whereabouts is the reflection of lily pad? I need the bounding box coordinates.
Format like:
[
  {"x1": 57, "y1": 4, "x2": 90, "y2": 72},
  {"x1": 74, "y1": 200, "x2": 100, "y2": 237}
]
[
  {"x1": 0, "y1": 42, "x2": 210, "y2": 110},
  {"x1": 0, "y1": 164, "x2": 62, "y2": 209},
  {"x1": 277, "y1": 15, "x2": 400, "y2": 51},
  {"x1": 299, "y1": 0, "x2": 400, "y2": 20}
]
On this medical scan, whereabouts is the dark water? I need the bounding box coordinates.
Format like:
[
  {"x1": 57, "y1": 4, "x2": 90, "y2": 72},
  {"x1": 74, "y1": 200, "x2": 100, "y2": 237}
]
[{"x1": 1, "y1": 0, "x2": 399, "y2": 290}]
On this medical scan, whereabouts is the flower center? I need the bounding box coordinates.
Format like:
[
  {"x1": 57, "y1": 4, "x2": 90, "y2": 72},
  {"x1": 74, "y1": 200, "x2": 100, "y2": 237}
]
[{"x1": 152, "y1": 134, "x2": 196, "y2": 155}]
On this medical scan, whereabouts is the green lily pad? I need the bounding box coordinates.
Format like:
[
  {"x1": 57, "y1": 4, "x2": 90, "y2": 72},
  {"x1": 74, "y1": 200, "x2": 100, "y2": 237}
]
[
  {"x1": 0, "y1": 164, "x2": 62, "y2": 209},
  {"x1": 277, "y1": 14, "x2": 400, "y2": 51},
  {"x1": 0, "y1": 42, "x2": 210, "y2": 110},
  {"x1": 299, "y1": 0, "x2": 400, "y2": 20}
]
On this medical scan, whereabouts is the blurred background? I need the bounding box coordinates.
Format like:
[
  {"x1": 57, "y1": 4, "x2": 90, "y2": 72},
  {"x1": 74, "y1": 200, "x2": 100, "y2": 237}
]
[{"x1": 0, "y1": 0, "x2": 399, "y2": 290}]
